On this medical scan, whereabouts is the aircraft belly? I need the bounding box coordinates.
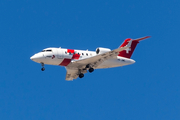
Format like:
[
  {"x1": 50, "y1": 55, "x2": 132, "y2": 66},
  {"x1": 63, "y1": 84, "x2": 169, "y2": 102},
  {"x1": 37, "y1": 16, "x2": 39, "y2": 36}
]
[
  {"x1": 43, "y1": 58, "x2": 63, "y2": 65},
  {"x1": 96, "y1": 58, "x2": 131, "y2": 69}
]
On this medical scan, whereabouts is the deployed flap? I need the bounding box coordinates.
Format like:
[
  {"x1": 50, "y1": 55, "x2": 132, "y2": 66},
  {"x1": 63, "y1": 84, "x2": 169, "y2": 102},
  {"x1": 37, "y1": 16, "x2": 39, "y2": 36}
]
[
  {"x1": 65, "y1": 68, "x2": 79, "y2": 81},
  {"x1": 65, "y1": 67, "x2": 87, "y2": 81}
]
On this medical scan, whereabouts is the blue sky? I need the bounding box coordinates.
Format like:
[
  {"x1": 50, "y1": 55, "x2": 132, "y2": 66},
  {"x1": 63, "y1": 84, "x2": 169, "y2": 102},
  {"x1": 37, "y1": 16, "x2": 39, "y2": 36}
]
[{"x1": 0, "y1": 0, "x2": 180, "y2": 120}]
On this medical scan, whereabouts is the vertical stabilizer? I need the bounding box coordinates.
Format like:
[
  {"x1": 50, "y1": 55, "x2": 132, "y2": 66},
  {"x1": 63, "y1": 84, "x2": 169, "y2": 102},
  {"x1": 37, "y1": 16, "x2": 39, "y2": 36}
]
[{"x1": 118, "y1": 36, "x2": 150, "y2": 58}]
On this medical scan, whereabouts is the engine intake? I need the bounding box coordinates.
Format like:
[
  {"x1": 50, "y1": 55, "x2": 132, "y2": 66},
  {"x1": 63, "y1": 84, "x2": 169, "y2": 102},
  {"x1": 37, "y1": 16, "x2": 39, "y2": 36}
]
[{"x1": 96, "y1": 47, "x2": 111, "y2": 54}]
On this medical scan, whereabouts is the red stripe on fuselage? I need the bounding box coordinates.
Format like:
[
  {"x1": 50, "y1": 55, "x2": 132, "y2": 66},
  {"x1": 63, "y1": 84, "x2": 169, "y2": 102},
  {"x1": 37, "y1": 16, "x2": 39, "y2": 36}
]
[
  {"x1": 67, "y1": 49, "x2": 74, "y2": 53},
  {"x1": 72, "y1": 53, "x2": 80, "y2": 59},
  {"x1": 67, "y1": 49, "x2": 80, "y2": 60},
  {"x1": 59, "y1": 49, "x2": 81, "y2": 66},
  {"x1": 59, "y1": 59, "x2": 71, "y2": 66}
]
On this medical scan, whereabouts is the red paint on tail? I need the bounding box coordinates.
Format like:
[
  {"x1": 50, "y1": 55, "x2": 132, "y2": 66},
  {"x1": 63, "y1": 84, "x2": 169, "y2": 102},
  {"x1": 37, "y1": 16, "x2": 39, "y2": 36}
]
[
  {"x1": 118, "y1": 36, "x2": 150, "y2": 58},
  {"x1": 118, "y1": 39, "x2": 139, "y2": 58}
]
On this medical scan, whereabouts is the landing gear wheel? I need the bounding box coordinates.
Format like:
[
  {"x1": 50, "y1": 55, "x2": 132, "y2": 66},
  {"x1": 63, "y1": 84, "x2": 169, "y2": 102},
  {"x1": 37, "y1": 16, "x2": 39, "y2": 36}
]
[
  {"x1": 79, "y1": 73, "x2": 84, "y2": 78},
  {"x1": 41, "y1": 63, "x2": 45, "y2": 71},
  {"x1": 89, "y1": 68, "x2": 94, "y2": 73},
  {"x1": 86, "y1": 64, "x2": 90, "y2": 68},
  {"x1": 41, "y1": 67, "x2": 45, "y2": 71}
]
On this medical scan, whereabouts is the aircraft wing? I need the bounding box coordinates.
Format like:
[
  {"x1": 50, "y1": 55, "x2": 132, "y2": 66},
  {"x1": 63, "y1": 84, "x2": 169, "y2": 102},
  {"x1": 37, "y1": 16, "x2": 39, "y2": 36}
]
[
  {"x1": 65, "y1": 67, "x2": 87, "y2": 81},
  {"x1": 65, "y1": 67, "x2": 79, "y2": 81},
  {"x1": 67, "y1": 39, "x2": 132, "y2": 69},
  {"x1": 65, "y1": 40, "x2": 132, "y2": 80}
]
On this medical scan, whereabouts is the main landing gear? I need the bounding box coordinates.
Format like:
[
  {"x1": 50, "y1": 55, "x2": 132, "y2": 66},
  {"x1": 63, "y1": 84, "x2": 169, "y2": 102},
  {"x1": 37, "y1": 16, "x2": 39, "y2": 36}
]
[
  {"x1": 41, "y1": 63, "x2": 45, "y2": 71},
  {"x1": 89, "y1": 68, "x2": 94, "y2": 73},
  {"x1": 78, "y1": 64, "x2": 95, "y2": 79},
  {"x1": 86, "y1": 64, "x2": 94, "y2": 73},
  {"x1": 79, "y1": 73, "x2": 84, "y2": 78}
]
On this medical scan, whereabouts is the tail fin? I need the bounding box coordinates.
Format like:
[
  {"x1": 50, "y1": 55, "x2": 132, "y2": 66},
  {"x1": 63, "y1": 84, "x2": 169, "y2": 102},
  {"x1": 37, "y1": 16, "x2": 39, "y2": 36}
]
[{"x1": 118, "y1": 36, "x2": 150, "y2": 58}]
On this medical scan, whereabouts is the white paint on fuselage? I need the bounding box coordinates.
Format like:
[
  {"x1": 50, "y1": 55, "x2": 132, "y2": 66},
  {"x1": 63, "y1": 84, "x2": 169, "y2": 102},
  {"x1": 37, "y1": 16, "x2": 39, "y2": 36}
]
[{"x1": 30, "y1": 47, "x2": 135, "y2": 68}]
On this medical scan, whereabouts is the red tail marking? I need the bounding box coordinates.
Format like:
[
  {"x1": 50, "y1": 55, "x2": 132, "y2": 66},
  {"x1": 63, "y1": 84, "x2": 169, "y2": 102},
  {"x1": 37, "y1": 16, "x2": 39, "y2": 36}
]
[
  {"x1": 118, "y1": 39, "x2": 139, "y2": 58},
  {"x1": 59, "y1": 59, "x2": 71, "y2": 66},
  {"x1": 118, "y1": 36, "x2": 150, "y2": 58}
]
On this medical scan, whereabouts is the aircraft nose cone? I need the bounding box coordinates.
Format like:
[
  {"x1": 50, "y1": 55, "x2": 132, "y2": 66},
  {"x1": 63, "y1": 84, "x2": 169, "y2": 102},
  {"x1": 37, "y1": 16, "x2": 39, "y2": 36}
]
[
  {"x1": 30, "y1": 53, "x2": 44, "y2": 62},
  {"x1": 30, "y1": 56, "x2": 35, "y2": 60}
]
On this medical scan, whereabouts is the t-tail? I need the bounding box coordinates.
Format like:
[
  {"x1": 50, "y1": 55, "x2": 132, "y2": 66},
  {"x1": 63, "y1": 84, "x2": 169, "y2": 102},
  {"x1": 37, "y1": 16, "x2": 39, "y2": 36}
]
[{"x1": 118, "y1": 36, "x2": 150, "y2": 58}]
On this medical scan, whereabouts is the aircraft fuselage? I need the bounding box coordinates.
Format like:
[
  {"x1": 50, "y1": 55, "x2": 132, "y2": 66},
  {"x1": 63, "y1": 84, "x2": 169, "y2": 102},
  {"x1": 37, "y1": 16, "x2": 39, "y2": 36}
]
[
  {"x1": 30, "y1": 47, "x2": 135, "y2": 69},
  {"x1": 30, "y1": 36, "x2": 150, "y2": 80}
]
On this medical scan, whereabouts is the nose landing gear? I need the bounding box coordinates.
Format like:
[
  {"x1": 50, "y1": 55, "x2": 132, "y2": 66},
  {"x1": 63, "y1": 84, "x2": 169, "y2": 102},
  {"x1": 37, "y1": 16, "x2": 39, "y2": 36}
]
[
  {"x1": 41, "y1": 63, "x2": 45, "y2": 71},
  {"x1": 41, "y1": 67, "x2": 45, "y2": 71}
]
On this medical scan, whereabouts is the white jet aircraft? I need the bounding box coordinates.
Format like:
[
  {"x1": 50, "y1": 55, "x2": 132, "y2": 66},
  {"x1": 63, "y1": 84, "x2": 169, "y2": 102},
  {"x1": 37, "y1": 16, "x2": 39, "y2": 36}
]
[{"x1": 30, "y1": 36, "x2": 150, "y2": 80}]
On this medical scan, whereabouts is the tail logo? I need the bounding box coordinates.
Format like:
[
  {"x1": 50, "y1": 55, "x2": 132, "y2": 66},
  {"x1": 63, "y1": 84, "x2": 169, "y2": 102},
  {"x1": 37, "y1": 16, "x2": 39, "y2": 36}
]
[
  {"x1": 125, "y1": 47, "x2": 131, "y2": 54},
  {"x1": 118, "y1": 36, "x2": 150, "y2": 58},
  {"x1": 125, "y1": 40, "x2": 132, "y2": 54}
]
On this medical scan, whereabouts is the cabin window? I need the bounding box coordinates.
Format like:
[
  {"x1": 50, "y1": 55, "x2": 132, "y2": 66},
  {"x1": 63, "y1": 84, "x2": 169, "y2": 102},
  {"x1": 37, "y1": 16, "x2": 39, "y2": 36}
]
[
  {"x1": 69, "y1": 52, "x2": 71, "y2": 55},
  {"x1": 46, "y1": 50, "x2": 52, "y2": 52},
  {"x1": 82, "y1": 53, "x2": 84, "y2": 55},
  {"x1": 65, "y1": 51, "x2": 67, "y2": 54},
  {"x1": 86, "y1": 53, "x2": 88, "y2": 56},
  {"x1": 41, "y1": 49, "x2": 52, "y2": 52}
]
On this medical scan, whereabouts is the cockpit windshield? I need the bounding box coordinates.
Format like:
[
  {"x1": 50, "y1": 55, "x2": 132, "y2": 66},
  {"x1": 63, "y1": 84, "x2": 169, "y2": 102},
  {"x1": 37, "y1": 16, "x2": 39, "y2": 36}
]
[{"x1": 41, "y1": 49, "x2": 52, "y2": 52}]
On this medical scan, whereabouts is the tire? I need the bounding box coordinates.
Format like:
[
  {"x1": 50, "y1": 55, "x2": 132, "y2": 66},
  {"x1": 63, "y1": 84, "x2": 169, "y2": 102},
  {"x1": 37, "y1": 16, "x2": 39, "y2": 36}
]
[
  {"x1": 79, "y1": 73, "x2": 84, "y2": 78},
  {"x1": 41, "y1": 67, "x2": 45, "y2": 71},
  {"x1": 89, "y1": 68, "x2": 94, "y2": 73}
]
